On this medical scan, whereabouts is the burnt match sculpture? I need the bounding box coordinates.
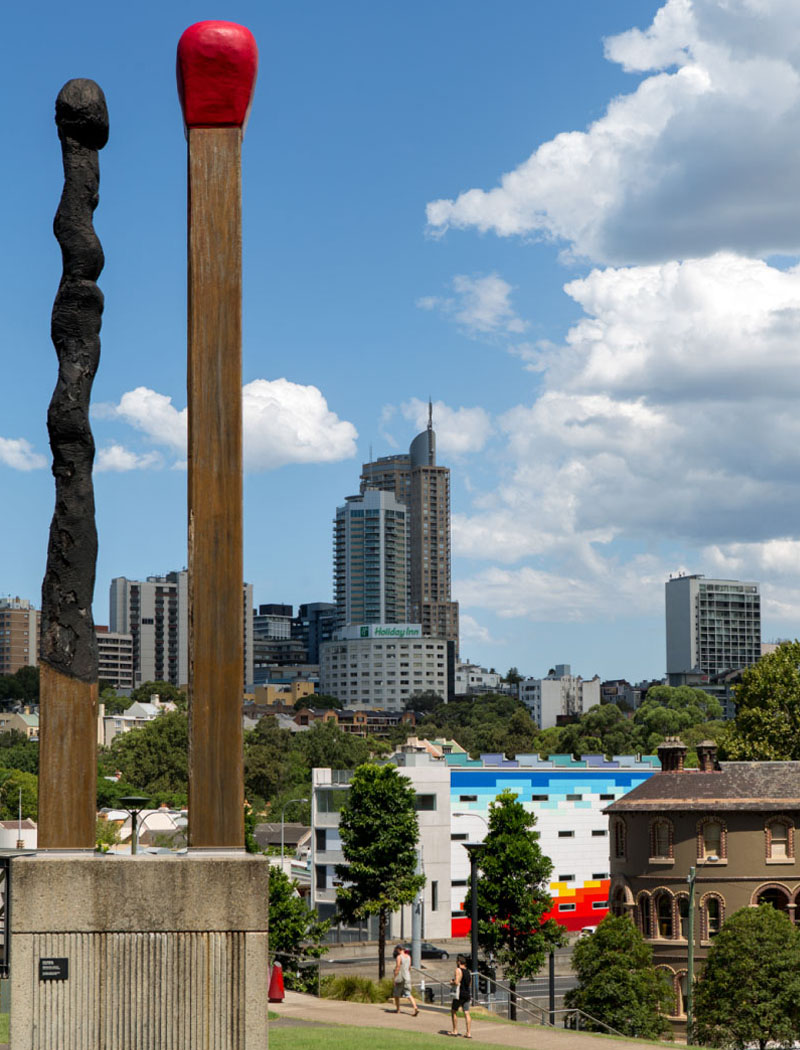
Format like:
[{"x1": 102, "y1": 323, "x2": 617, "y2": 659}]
[
  {"x1": 177, "y1": 22, "x2": 258, "y2": 848},
  {"x1": 39, "y1": 78, "x2": 108, "y2": 850}
]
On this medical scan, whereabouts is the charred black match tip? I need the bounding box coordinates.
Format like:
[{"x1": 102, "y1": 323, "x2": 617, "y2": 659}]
[{"x1": 55, "y1": 78, "x2": 109, "y2": 150}]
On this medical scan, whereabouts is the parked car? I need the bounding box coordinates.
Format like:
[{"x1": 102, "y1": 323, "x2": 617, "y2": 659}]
[
  {"x1": 403, "y1": 941, "x2": 450, "y2": 959},
  {"x1": 578, "y1": 925, "x2": 598, "y2": 937}
]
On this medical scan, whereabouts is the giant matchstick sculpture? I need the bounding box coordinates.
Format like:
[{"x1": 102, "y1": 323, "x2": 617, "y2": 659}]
[
  {"x1": 39, "y1": 78, "x2": 108, "y2": 850},
  {"x1": 177, "y1": 21, "x2": 258, "y2": 849}
]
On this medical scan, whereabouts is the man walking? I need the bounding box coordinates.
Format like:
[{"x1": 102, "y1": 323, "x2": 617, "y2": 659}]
[
  {"x1": 449, "y1": 954, "x2": 472, "y2": 1038},
  {"x1": 393, "y1": 945, "x2": 419, "y2": 1016}
]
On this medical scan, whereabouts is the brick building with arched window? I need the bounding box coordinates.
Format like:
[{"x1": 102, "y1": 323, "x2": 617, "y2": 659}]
[{"x1": 605, "y1": 738, "x2": 800, "y2": 1028}]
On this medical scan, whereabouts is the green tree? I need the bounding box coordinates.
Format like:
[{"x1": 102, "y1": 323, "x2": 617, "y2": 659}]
[
  {"x1": 633, "y1": 685, "x2": 723, "y2": 753},
  {"x1": 335, "y1": 763, "x2": 425, "y2": 979},
  {"x1": 504, "y1": 667, "x2": 523, "y2": 686},
  {"x1": 0, "y1": 768, "x2": 38, "y2": 820},
  {"x1": 723, "y1": 641, "x2": 800, "y2": 760},
  {"x1": 269, "y1": 865, "x2": 330, "y2": 987},
  {"x1": 129, "y1": 680, "x2": 187, "y2": 710},
  {"x1": 108, "y1": 710, "x2": 188, "y2": 804},
  {"x1": 466, "y1": 789, "x2": 565, "y2": 1019},
  {"x1": 0, "y1": 730, "x2": 38, "y2": 774},
  {"x1": 565, "y1": 916, "x2": 670, "y2": 1038},
  {"x1": 99, "y1": 685, "x2": 129, "y2": 715},
  {"x1": 694, "y1": 905, "x2": 800, "y2": 1049},
  {"x1": 558, "y1": 704, "x2": 638, "y2": 758}
]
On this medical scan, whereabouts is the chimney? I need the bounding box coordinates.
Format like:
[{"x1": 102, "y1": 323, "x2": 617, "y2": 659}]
[
  {"x1": 696, "y1": 740, "x2": 719, "y2": 773},
  {"x1": 657, "y1": 737, "x2": 688, "y2": 772}
]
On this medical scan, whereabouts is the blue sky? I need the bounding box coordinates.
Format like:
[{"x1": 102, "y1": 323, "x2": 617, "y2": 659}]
[{"x1": 3, "y1": 0, "x2": 800, "y2": 683}]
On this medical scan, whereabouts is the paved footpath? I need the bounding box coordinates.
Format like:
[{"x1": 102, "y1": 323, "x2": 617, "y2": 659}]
[{"x1": 270, "y1": 991, "x2": 675, "y2": 1049}]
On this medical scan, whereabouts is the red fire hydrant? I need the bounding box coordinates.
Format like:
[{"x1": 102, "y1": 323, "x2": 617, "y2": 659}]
[{"x1": 268, "y1": 961, "x2": 285, "y2": 1002}]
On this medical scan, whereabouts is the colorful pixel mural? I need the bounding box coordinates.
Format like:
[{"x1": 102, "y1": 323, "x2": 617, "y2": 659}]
[{"x1": 447, "y1": 754, "x2": 659, "y2": 935}]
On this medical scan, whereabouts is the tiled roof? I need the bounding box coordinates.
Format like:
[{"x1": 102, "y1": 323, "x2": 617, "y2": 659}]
[{"x1": 606, "y1": 761, "x2": 800, "y2": 812}]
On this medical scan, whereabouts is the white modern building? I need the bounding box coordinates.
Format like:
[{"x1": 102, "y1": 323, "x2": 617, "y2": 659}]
[
  {"x1": 311, "y1": 752, "x2": 452, "y2": 940},
  {"x1": 319, "y1": 624, "x2": 449, "y2": 709},
  {"x1": 453, "y1": 661, "x2": 503, "y2": 696},
  {"x1": 519, "y1": 665, "x2": 601, "y2": 729},
  {"x1": 110, "y1": 571, "x2": 254, "y2": 690},
  {"x1": 665, "y1": 574, "x2": 761, "y2": 683},
  {"x1": 334, "y1": 489, "x2": 408, "y2": 628}
]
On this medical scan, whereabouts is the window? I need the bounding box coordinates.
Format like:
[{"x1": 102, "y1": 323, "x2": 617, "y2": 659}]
[
  {"x1": 414, "y1": 794, "x2": 437, "y2": 811},
  {"x1": 558, "y1": 830, "x2": 574, "y2": 838},
  {"x1": 316, "y1": 788, "x2": 348, "y2": 813},
  {"x1": 315, "y1": 829, "x2": 326, "y2": 851},
  {"x1": 431, "y1": 881, "x2": 438, "y2": 912},
  {"x1": 451, "y1": 833, "x2": 468, "y2": 841},
  {"x1": 558, "y1": 903, "x2": 576, "y2": 912},
  {"x1": 656, "y1": 893, "x2": 673, "y2": 938},
  {"x1": 315, "y1": 865, "x2": 327, "y2": 890},
  {"x1": 697, "y1": 817, "x2": 726, "y2": 860},
  {"x1": 638, "y1": 894, "x2": 652, "y2": 938},
  {"x1": 650, "y1": 818, "x2": 673, "y2": 859},
  {"x1": 531, "y1": 794, "x2": 549, "y2": 801},
  {"x1": 766, "y1": 819, "x2": 794, "y2": 860},
  {"x1": 678, "y1": 896, "x2": 689, "y2": 940},
  {"x1": 599, "y1": 793, "x2": 615, "y2": 800},
  {"x1": 592, "y1": 829, "x2": 607, "y2": 837},
  {"x1": 459, "y1": 795, "x2": 478, "y2": 802},
  {"x1": 612, "y1": 817, "x2": 626, "y2": 859},
  {"x1": 566, "y1": 794, "x2": 583, "y2": 801},
  {"x1": 705, "y1": 896, "x2": 722, "y2": 937},
  {"x1": 592, "y1": 872, "x2": 608, "y2": 880},
  {"x1": 592, "y1": 900, "x2": 608, "y2": 910},
  {"x1": 558, "y1": 874, "x2": 575, "y2": 882}
]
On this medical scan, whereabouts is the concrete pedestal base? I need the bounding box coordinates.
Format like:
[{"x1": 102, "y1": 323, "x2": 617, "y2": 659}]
[{"x1": 8, "y1": 853, "x2": 269, "y2": 1050}]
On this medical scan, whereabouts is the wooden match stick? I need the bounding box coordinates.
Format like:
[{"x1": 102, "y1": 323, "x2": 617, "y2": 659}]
[
  {"x1": 177, "y1": 21, "x2": 258, "y2": 849},
  {"x1": 39, "y1": 79, "x2": 108, "y2": 850}
]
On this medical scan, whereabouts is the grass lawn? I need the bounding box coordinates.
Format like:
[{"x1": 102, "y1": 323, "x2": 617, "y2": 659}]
[
  {"x1": 269, "y1": 1027, "x2": 501, "y2": 1050},
  {"x1": 0, "y1": 1013, "x2": 7, "y2": 1042}
]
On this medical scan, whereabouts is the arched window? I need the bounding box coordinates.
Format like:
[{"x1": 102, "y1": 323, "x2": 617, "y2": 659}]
[
  {"x1": 609, "y1": 884, "x2": 627, "y2": 918},
  {"x1": 638, "y1": 893, "x2": 652, "y2": 938},
  {"x1": 612, "y1": 817, "x2": 627, "y2": 860},
  {"x1": 696, "y1": 817, "x2": 726, "y2": 860},
  {"x1": 677, "y1": 894, "x2": 689, "y2": 940},
  {"x1": 656, "y1": 967, "x2": 677, "y2": 1016},
  {"x1": 755, "y1": 884, "x2": 791, "y2": 914},
  {"x1": 649, "y1": 818, "x2": 673, "y2": 859},
  {"x1": 766, "y1": 818, "x2": 794, "y2": 861},
  {"x1": 701, "y1": 893, "x2": 724, "y2": 939},
  {"x1": 675, "y1": 971, "x2": 688, "y2": 1017},
  {"x1": 655, "y1": 892, "x2": 674, "y2": 939}
]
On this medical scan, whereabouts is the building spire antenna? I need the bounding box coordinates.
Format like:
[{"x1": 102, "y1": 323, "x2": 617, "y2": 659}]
[{"x1": 428, "y1": 396, "x2": 433, "y2": 432}]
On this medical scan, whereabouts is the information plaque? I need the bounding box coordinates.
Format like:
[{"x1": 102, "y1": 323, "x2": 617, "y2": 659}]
[{"x1": 39, "y1": 958, "x2": 69, "y2": 981}]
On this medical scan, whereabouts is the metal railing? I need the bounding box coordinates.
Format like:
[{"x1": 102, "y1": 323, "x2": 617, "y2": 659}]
[{"x1": 410, "y1": 965, "x2": 626, "y2": 1038}]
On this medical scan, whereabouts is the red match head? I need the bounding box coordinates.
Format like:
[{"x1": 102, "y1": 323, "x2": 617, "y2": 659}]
[{"x1": 177, "y1": 21, "x2": 258, "y2": 131}]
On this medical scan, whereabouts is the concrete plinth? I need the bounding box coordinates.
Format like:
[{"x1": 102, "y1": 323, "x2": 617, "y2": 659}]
[{"x1": 8, "y1": 852, "x2": 269, "y2": 1050}]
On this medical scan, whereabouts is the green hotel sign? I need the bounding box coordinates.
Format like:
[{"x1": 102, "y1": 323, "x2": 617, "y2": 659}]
[{"x1": 359, "y1": 624, "x2": 423, "y2": 639}]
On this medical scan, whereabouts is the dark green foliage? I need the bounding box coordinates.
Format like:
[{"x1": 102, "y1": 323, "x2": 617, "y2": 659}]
[
  {"x1": 295, "y1": 694, "x2": 343, "y2": 711},
  {"x1": 694, "y1": 905, "x2": 800, "y2": 1049},
  {"x1": 0, "y1": 666, "x2": 39, "y2": 701},
  {"x1": 269, "y1": 865, "x2": 330, "y2": 982},
  {"x1": 0, "y1": 767, "x2": 38, "y2": 820},
  {"x1": 99, "y1": 685, "x2": 128, "y2": 715},
  {"x1": 723, "y1": 641, "x2": 800, "y2": 760},
  {"x1": 565, "y1": 916, "x2": 670, "y2": 1038},
  {"x1": 336, "y1": 763, "x2": 425, "y2": 979},
  {"x1": 320, "y1": 975, "x2": 394, "y2": 1003},
  {"x1": 557, "y1": 704, "x2": 639, "y2": 758},
  {"x1": 634, "y1": 686, "x2": 723, "y2": 753},
  {"x1": 466, "y1": 790, "x2": 565, "y2": 1018},
  {"x1": 107, "y1": 710, "x2": 188, "y2": 804},
  {"x1": 0, "y1": 731, "x2": 38, "y2": 774},
  {"x1": 417, "y1": 694, "x2": 540, "y2": 757},
  {"x1": 129, "y1": 680, "x2": 187, "y2": 710}
]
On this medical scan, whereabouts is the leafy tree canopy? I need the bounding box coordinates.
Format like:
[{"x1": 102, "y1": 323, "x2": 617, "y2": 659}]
[
  {"x1": 467, "y1": 789, "x2": 564, "y2": 1016},
  {"x1": 694, "y1": 904, "x2": 800, "y2": 1049},
  {"x1": 633, "y1": 686, "x2": 723, "y2": 753},
  {"x1": 129, "y1": 680, "x2": 187, "y2": 711},
  {"x1": 336, "y1": 763, "x2": 424, "y2": 978},
  {"x1": 723, "y1": 641, "x2": 800, "y2": 760},
  {"x1": 0, "y1": 767, "x2": 38, "y2": 820},
  {"x1": 0, "y1": 666, "x2": 39, "y2": 702},
  {"x1": 268, "y1": 865, "x2": 330, "y2": 977},
  {"x1": 565, "y1": 916, "x2": 670, "y2": 1038},
  {"x1": 107, "y1": 709, "x2": 188, "y2": 805},
  {"x1": 557, "y1": 704, "x2": 638, "y2": 759}
]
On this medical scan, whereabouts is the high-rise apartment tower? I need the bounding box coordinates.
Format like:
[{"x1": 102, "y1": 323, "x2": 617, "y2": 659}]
[
  {"x1": 665, "y1": 574, "x2": 761, "y2": 682},
  {"x1": 358, "y1": 406, "x2": 459, "y2": 644}
]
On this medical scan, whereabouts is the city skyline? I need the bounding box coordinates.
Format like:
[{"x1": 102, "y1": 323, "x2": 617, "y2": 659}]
[{"x1": 3, "y1": 1, "x2": 800, "y2": 683}]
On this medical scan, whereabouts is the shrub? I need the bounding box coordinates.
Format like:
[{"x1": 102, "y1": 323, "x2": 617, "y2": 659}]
[{"x1": 320, "y1": 975, "x2": 394, "y2": 1003}]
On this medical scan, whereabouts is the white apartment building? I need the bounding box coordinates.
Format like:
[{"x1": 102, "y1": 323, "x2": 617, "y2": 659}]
[
  {"x1": 666, "y1": 574, "x2": 761, "y2": 682},
  {"x1": 519, "y1": 664, "x2": 601, "y2": 729},
  {"x1": 110, "y1": 571, "x2": 254, "y2": 689},
  {"x1": 319, "y1": 624, "x2": 449, "y2": 710},
  {"x1": 311, "y1": 752, "x2": 452, "y2": 940},
  {"x1": 95, "y1": 626, "x2": 134, "y2": 690},
  {"x1": 453, "y1": 660, "x2": 503, "y2": 696}
]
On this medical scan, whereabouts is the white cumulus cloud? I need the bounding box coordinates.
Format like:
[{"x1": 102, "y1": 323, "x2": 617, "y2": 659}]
[
  {"x1": 94, "y1": 379, "x2": 357, "y2": 471},
  {"x1": 426, "y1": 0, "x2": 800, "y2": 264},
  {"x1": 0, "y1": 438, "x2": 46, "y2": 471},
  {"x1": 401, "y1": 398, "x2": 493, "y2": 456},
  {"x1": 418, "y1": 273, "x2": 527, "y2": 336},
  {"x1": 95, "y1": 444, "x2": 163, "y2": 472}
]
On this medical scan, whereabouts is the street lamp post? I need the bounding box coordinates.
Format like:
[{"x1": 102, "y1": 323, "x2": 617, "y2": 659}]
[
  {"x1": 463, "y1": 843, "x2": 482, "y2": 1002},
  {"x1": 686, "y1": 854, "x2": 718, "y2": 1044},
  {"x1": 281, "y1": 798, "x2": 309, "y2": 866},
  {"x1": 119, "y1": 796, "x2": 150, "y2": 856}
]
